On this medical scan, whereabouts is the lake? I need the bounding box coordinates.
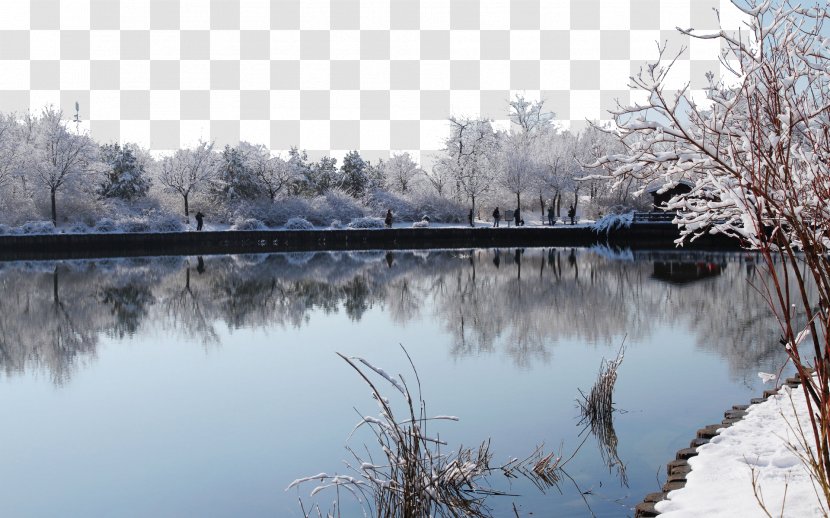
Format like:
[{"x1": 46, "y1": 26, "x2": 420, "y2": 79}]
[{"x1": 0, "y1": 247, "x2": 789, "y2": 517}]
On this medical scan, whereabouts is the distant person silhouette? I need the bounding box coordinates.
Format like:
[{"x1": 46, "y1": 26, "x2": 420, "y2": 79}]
[
  {"x1": 492, "y1": 207, "x2": 501, "y2": 227},
  {"x1": 195, "y1": 211, "x2": 204, "y2": 231},
  {"x1": 385, "y1": 209, "x2": 393, "y2": 228},
  {"x1": 568, "y1": 205, "x2": 576, "y2": 225}
]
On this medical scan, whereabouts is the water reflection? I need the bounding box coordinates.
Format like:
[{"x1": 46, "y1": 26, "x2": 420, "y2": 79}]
[{"x1": 0, "y1": 248, "x2": 793, "y2": 383}]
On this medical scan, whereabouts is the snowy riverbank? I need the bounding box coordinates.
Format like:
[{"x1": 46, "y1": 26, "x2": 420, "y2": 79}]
[{"x1": 655, "y1": 381, "x2": 826, "y2": 517}]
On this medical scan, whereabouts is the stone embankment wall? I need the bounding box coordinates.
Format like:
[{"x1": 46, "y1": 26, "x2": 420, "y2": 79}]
[{"x1": 0, "y1": 223, "x2": 737, "y2": 260}]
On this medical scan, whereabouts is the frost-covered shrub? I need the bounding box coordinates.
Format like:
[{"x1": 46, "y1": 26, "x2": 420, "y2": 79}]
[
  {"x1": 309, "y1": 189, "x2": 366, "y2": 225},
  {"x1": 347, "y1": 217, "x2": 385, "y2": 229},
  {"x1": 95, "y1": 218, "x2": 119, "y2": 233},
  {"x1": 230, "y1": 217, "x2": 267, "y2": 231},
  {"x1": 408, "y1": 192, "x2": 466, "y2": 223},
  {"x1": 0, "y1": 190, "x2": 40, "y2": 226},
  {"x1": 249, "y1": 198, "x2": 313, "y2": 227},
  {"x1": 152, "y1": 215, "x2": 184, "y2": 232},
  {"x1": 120, "y1": 217, "x2": 152, "y2": 233},
  {"x1": 285, "y1": 217, "x2": 314, "y2": 230},
  {"x1": 20, "y1": 221, "x2": 56, "y2": 235},
  {"x1": 67, "y1": 221, "x2": 90, "y2": 234},
  {"x1": 412, "y1": 220, "x2": 429, "y2": 228},
  {"x1": 365, "y1": 190, "x2": 419, "y2": 221},
  {"x1": 330, "y1": 219, "x2": 343, "y2": 229}
]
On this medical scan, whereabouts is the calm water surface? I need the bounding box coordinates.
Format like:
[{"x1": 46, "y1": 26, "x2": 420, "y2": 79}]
[{"x1": 0, "y1": 248, "x2": 788, "y2": 517}]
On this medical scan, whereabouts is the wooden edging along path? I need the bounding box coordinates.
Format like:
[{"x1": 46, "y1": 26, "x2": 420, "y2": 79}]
[
  {"x1": 0, "y1": 223, "x2": 739, "y2": 261},
  {"x1": 633, "y1": 376, "x2": 804, "y2": 517}
]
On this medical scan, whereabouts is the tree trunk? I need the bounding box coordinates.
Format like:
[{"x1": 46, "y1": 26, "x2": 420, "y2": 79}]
[
  {"x1": 50, "y1": 189, "x2": 57, "y2": 226},
  {"x1": 539, "y1": 191, "x2": 545, "y2": 223},
  {"x1": 516, "y1": 192, "x2": 521, "y2": 211},
  {"x1": 183, "y1": 193, "x2": 190, "y2": 222}
]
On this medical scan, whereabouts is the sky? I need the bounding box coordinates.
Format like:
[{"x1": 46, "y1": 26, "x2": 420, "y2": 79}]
[{"x1": 0, "y1": 0, "x2": 747, "y2": 165}]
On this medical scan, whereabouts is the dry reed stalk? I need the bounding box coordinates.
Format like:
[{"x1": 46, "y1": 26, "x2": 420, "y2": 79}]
[
  {"x1": 288, "y1": 347, "x2": 574, "y2": 517},
  {"x1": 578, "y1": 346, "x2": 628, "y2": 487}
]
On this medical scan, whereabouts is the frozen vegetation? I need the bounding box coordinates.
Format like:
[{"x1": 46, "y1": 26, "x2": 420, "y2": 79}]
[
  {"x1": 594, "y1": 0, "x2": 830, "y2": 512},
  {"x1": 0, "y1": 96, "x2": 650, "y2": 235}
]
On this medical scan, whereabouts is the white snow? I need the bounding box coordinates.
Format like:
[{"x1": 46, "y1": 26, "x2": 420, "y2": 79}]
[
  {"x1": 655, "y1": 382, "x2": 827, "y2": 517},
  {"x1": 1, "y1": 214, "x2": 597, "y2": 235}
]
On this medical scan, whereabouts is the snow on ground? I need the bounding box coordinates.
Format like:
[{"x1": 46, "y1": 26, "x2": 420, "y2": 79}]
[
  {"x1": 656, "y1": 382, "x2": 827, "y2": 517},
  {"x1": 2, "y1": 216, "x2": 596, "y2": 235}
]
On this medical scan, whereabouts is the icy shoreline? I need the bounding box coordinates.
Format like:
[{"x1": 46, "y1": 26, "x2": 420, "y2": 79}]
[{"x1": 655, "y1": 381, "x2": 826, "y2": 517}]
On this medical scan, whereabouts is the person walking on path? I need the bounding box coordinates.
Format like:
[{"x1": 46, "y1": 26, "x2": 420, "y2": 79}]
[
  {"x1": 492, "y1": 207, "x2": 501, "y2": 227},
  {"x1": 514, "y1": 208, "x2": 524, "y2": 227},
  {"x1": 547, "y1": 206, "x2": 555, "y2": 226},
  {"x1": 195, "y1": 211, "x2": 204, "y2": 231},
  {"x1": 385, "y1": 209, "x2": 393, "y2": 228},
  {"x1": 568, "y1": 205, "x2": 576, "y2": 225}
]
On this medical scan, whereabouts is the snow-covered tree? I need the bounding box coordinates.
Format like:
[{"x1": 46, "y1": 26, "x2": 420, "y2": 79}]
[
  {"x1": 307, "y1": 156, "x2": 338, "y2": 196},
  {"x1": 501, "y1": 138, "x2": 535, "y2": 210},
  {"x1": 241, "y1": 142, "x2": 296, "y2": 201},
  {"x1": 286, "y1": 147, "x2": 313, "y2": 196},
  {"x1": 574, "y1": 124, "x2": 629, "y2": 215},
  {"x1": 97, "y1": 142, "x2": 151, "y2": 201},
  {"x1": 595, "y1": 0, "x2": 830, "y2": 496},
  {"x1": 0, "y1": 113, "x2": 24, "y2": 190},
  {"x1": 508, "y1": 95, "x2": 555, "y2": 136},
  {"x1": 503, "y1": 96, "x2": 555, "y2": 212},
  {"x1": 445, "y1": 116, "x2": 499, "y2": 218},
  {"x1": 364, "y1": 158, "x2": 387, "y2": 192},
  {"x1": 28, "y1": 106, "x2": 98, "y2": 225},
  {"x1": 211, "y1": 144, "x2": 261, "y2": 202},
  {"x1": 158, "y1": 141, "x2": 215, "y2": 221},
  {"x1": 533, "y1": 129, "x2": 575, "y2": 219},
  {"x1": 422, "y1": 159, "x2": 456, "y2": 198},
  {"x1": 383, "y1": 152, "x2": 422, "y2": 194},
  {"x1": 339, "y1": 150, "x2": 368, "y2": 198}
]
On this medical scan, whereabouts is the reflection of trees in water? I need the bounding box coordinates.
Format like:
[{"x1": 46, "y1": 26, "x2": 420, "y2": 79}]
[
  {"x1": 425, "y1": 250, "x2": 793, "y2": 374},
  {"x1": 160, "y1": 266, "x2": 219, "y2": 345},
  {"x1": 662, "y1": 254, "x2": 814, "y2": 383},
  {"x1": 0, "y1": 261, "x2": 166, "y2": 384},
  {"x1": 100, "y1": 283, "x2": 155, "y2": 339},
  {"x1": 0, "y1": 249, "x2": 794, "y2": 382},
  {"x1": 436, "y1": 249, "x2": 661, "y2": 367}
]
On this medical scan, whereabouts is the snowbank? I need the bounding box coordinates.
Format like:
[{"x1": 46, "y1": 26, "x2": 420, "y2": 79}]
[
  {"x1": 347, "y1": 217, "x2": 385, "y2": 229},
  {"x1": 656, "y1": 382, "x2": 826, "y2": 517}
]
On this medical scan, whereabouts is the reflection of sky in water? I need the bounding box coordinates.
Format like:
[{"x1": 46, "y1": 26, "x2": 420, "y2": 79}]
[{"x1": 0, "y1": 249, "x2": 795, "y2": 516}]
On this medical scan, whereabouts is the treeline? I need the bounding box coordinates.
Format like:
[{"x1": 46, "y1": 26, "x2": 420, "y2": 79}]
[{"x1": 0, "y1": 97, "x2": 650, "y2": 232}]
